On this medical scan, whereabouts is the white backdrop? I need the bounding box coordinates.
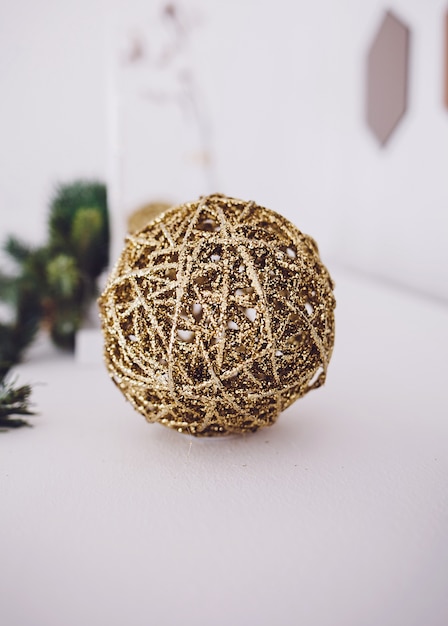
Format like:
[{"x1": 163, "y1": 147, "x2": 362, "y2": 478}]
[
  {"x1": 0, "y1": 0, "x2": 107, "y2": 245},
  {"x1": 0, "y1": 0, "x2": 447, "y2": 300}
]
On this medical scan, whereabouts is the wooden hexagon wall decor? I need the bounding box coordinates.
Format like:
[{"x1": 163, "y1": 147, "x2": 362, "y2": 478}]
[{"x1": 366, "y1": 11, "x2": 410, "y2": 146}]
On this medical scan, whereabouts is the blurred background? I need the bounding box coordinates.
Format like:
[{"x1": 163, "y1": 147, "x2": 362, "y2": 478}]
[{"x1": 0, "y1": 0, "x2": 447, "y2": 303}]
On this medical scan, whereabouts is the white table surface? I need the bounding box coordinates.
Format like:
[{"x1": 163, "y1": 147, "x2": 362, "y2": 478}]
[{"x1": 1, "y1": 267, "x2": 447, "y2": 626}]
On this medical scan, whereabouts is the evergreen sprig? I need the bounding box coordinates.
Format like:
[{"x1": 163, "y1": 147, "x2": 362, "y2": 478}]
[
  {"x1": 0, "y1": 179, "x2": 110, "y2": 429},
  {"x1": 0, "y1": 377, "x2": 35, "y2": 430}
]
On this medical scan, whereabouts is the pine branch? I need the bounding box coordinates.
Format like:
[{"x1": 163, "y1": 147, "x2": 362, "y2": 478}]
[
  {"x1": 0, "y1": 179, "x2": 109, "y2": 431},
  {"x1": 0, "y1": 271, "x2": 18, "y2": 303},
  {"x1": 0, "y1": 376, "x2": 35, "y2": 430},
  {"x1": 3, "y1": 235, "x2": 34, "y2": 265}
]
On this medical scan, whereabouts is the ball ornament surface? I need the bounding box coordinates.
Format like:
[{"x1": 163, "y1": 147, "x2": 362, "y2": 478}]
[{"x1": 99, "y1": 194, "x2": 336, "y2": 436}]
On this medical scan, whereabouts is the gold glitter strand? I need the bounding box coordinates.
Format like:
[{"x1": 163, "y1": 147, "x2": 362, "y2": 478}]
[{"x1": 99, "y1": 194, "x2": 336, "y2": 436}]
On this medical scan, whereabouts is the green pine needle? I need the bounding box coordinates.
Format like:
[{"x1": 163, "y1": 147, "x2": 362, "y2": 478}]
[
  {"x1": 0, "y1": 376, "x2": 35, "y2": 430},
  {"x1": 3, "y1": 235, "x2": 34, "y2": 265}
]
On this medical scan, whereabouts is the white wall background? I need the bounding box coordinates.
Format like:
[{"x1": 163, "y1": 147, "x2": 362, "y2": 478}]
[
  {"x1": 0, "y1": 0, "x2": 107, "y2": 244},
  {"x1": 330, "y1": 0, "x2": 448, "y2": 301},
  {"x1": 0, "y1": 0, "x2": 447, "y2": 300}
]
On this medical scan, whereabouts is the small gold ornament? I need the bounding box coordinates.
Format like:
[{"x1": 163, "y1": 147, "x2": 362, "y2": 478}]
[
  {"x1": 127, "y1": 201, "x2": 172, "y2": 235},
  {"x1": 99, "y1": 194, "x2": 335, "y2": 436}
]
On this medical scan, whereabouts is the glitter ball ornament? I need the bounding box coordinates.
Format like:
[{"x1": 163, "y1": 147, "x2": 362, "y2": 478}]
[{"x1": 99, "y1": 194, "x2": 336, "y2": 436}]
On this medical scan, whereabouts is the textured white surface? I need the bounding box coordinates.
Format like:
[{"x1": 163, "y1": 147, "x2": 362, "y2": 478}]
[{"x1": 1, "y1": 268, "x2": 447, "y2": 626}]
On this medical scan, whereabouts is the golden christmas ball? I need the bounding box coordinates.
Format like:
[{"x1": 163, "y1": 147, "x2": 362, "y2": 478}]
[{"x1": 99, "y1": 194, "x2": 336, "y2": 436}]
